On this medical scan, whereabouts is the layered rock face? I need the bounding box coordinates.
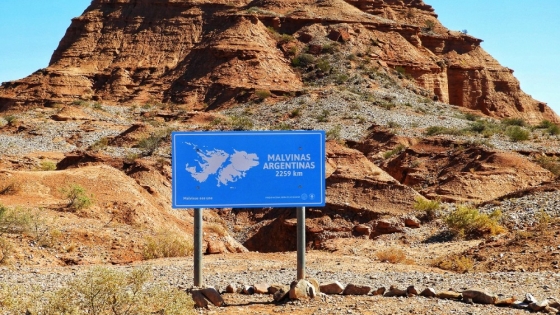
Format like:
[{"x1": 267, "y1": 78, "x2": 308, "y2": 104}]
[{"x1": 0, "y1": 0, "x2": 557, "y2": 122}]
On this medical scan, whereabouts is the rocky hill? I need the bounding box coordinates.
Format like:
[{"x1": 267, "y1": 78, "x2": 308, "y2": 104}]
[
  {"x1": 0, "y1": 0, "x2": 557, "y2": 124},
  {"x1": 2, "y1": 2, "x2": 560, "y2": 314}
]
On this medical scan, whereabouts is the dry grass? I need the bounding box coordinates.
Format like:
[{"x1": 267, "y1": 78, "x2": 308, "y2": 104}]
[
  {"x1": 375, "y1": 248, "x2": 411, "y2": 264},
  {"x1": 0, "y1": 267, "x2": 195, "y2": 314},
  {"x1": 143, "y1": 229, "x2": 194, "y2": 260},
  {"x1": 0, "y1": 181, "x2": 22, "y2": 195},
  {"x1": 205, "y1": 222, "x2": 227, "y2": 237},
  {"x1": 413, "y1": 196, "x2": 441, "y2": 220},
  {"x1": 431, "y1": 254, "x2": 474, "y2": 273}
]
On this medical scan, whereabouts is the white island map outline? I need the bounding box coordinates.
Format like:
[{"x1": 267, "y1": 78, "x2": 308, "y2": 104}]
[{"x1": 184, "y1": 143, "x2": 259, "y2": 187}]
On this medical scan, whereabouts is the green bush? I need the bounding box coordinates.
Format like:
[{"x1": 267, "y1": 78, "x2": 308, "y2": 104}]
[
  {"x1": 255, "y1": 89, "x2": 271, "y2": 101},
  {"x1": 463, "y1": 113, "x2": 478, "y2": 121},
  {"x1": 326, "y1": 125, "x2": 342, "y2": 141},
  {"x1": 0, "y1": 236, "x2": 12, "y2": 264},
  {"x1": 505, "y1": 126, "x2": 530, "y2": 142},
  {"x1": 536, "y1": 120, "x2": 560, "y2": 135},
  {"x1": 316, "y1": 109, "x2": 330, "y2": 122},
  {"x1": 39, "y1": 160, "x2": 57, "y2": 171},
  {"x1": 445, "y1": 205, "x2": 505, "y2": 238},
  {"x1": 0, "y1": 204, "x2": 32, "y2": 234},
  {"x1": 60, "y1": 184, "x2": 94, "y2": 211},
  {"x1": 229, "y1": 115, "x2": 254, "y2": 131},
  {"x1": 425, "y1": 126, "x2": 465, "y2": 136},
  {"x1": 292, "y1": 53, "x2": 315, "y2": 67},
  {"x1": 501, "y1": 117, "x2": 527, "y2": 127}
]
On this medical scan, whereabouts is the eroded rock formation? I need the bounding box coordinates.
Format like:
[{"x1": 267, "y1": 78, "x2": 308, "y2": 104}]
[{"x1": 0, "y1": 0, "x2": 557, "y2": 123}]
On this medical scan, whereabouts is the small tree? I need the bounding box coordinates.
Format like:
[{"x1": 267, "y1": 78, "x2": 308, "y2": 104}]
[{"x1": 61, "y1": 184, "x2": 94, "y2": 211}]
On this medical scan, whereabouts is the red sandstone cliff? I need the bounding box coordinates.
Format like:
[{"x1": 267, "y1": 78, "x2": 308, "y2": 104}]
[{"x1": 0, "y1": 0, "x2": 557, "y2": 123}]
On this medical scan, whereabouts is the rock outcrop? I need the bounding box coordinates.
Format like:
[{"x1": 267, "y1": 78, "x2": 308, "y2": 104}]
[{"x1": 0, "y1": 0, "x2": 557, "y2": 123}]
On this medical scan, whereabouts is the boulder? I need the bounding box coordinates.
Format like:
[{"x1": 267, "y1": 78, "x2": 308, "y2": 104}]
[
  {"x1": 406, "y1": 286, "x2": 418, "y2": 296},
  {"x1": 308, "y1": 278, "x2": 320, "y2": 293},
  {"x1": 273, "y1": 287, "x2": 290, "y2": 302},
  {"x1": 343, "y1": 284, "x2": 371, "y2": 295},
  {"x1": 524, "y1": 293, "x2": 538, "y2": 304},
  {"x1": 191, "y1": 290, "x2": 209, "y2": 308},
  {"x1": 242, "y1": 285, "x2": 254, "y2": 295},
  {"x1": 403, "y1": 216, "x2": 421, "y2": 228},
  {"x1": 225, "y1": 284, "x2": 236, "y2": 294},
  {"x1": 253, "y1": 283, "x2": 269, "y2": 294},
  {"x1": 372, "y1": 287, "x2": 386, "y2": 296},
  {"x1": 495, "y1": 297, "x2": 516, "y2": 306},
  {"x1": 529, "y1": 300, "x2": 549, "y2": 312},
  {"x1": 419, "y1": 288, "x2": 436, "y2": 298},
  {"x1": 268, "y1": 284, "x2": 286, "y2": 295},
  {"x1": 289, "y1": 279, "x2": 316, "y2": 300},
  {"x1": 200, "y1": 287, "x2": 224, "y2": 307},
  {"x1": 436, "y1": 291, "x2": 462, "y2": 300},
  {"x1": 354, "y1": 224, "x2": 371, "y2": 236},
  {"x1": 461, "y1": 289, "x2": 497, "y2": 304},
  {"x1": 512, "y1": 301, "x2": 529, "y2": 309},
  {"x1": 320, "y1": 281, "x2": 345, "y2": 294},
  {"x1": 375, "y1": 219, "x2": 404, "y2": 234},
  {"x1": 384, "y1": 285, "x2": 407, "y2": 297}
]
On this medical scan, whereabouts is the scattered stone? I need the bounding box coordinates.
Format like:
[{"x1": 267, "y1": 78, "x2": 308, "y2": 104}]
[
  {"x1": 436, "y1": 291, "x2": 462, "y2": 300},
  {"x1": 354, "y1": 224, "x2": 371, "y2": 236},
  {"x1": 289, "y1": 279, "x2": 316, "y2": 300},
  {"x1": 403, "y1": 216, "x2": 421, "y2": 228},
  {"x1": 495, "y1": 297, "x2": 517, "y2": 306},
  {"x1": 545, "y1": 306, "x2": 559, "y2": 314},
  {"x1": 253, "y1": 283, "x2": 269, "y2": 294},
  {"x1": 512, "y1": 301, "x2": 530, "y2": 309},
  {"x1": 225, "y1": 284, "x2": 236, "y2": 294},
  {"x1": 406, "y1": 285, "x2": 418, "y2": 296},
  {"x1": 461, "y1": 289, "x2": 497, "y2": 304},
  {"x1": 384, "y1": 285, "x2": 407, "y2": 297},
  {"x1": 524, "y1": 293, "x2": 538, "y2": 304},
  {"x1": 308, "y1": 278, "x2": 320, "y2": 293},
  {"x1": 200, "y1": 287, "x2": 224, "y2": 307},
  {"x1": 372, "y1": 287, "x2": 386, "y2": 296},
  {"x1": 273, "y1": 287, "x2": 290, "y2": 302},
  {"x1": 320, "y1": 281, "x2": 345, "y2": 294},
  {"x1": 529, "y1": 300, "x2": 549, "y2": 312},
  {"x1": 242, "y1": 285, "x2": 254, "y2": 295},
  {"x1": 191, "y1": 290, "x2": 209, "y2": 308},
  {"x1": 343, "y1": 284, "x2": 371, "y2": 295},
  {"x1": 268, "y1": 284, "x2": 286, "y2": 295},
  {"x1": 419, "y1": 288, "x2": 436, "y2": 298}
]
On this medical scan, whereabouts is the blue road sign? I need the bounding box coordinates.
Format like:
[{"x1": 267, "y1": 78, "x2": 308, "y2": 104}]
[{"x1": 172, "y1": 131, "x2": 325, "y2": 208}]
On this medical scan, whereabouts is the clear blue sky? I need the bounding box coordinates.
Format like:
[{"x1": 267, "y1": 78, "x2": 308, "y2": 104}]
[{"x1": 0, "y1": 1, "x2": 558, "y2": 114}]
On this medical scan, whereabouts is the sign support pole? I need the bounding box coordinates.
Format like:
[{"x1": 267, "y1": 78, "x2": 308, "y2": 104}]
[
  {"x1": 194, "y1": 208, "x2": 203, "y2": 287},
  {"x1": 297, "y1": 206, "x2": 306, "y2": 280}
]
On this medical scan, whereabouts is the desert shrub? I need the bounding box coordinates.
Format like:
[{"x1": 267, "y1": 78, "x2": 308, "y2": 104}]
[
  {"x1": 39, "y1": 160, "x2": 57, "y2": 171},
  {"x1": 413, "y1": 196, "x2": 441, "y2": 220},
  {"x1": 535, "y1": 155, "x2": 560, "y2": 176},
  {"x1": 431, "y1": 254, "x2": 474, "y2": 273},
  {"x1": 505, "y1": 126, "x2": 530, "y2": 142},
  {"x1": 444, "y1": 205, "x2": 505, "y2": 238},
  {"x1": 375, "y1": 248, "x2": 407, "y2": 264},
  {"x1": 316, "y1": 59, "x2": 331, "y2": 72},
  {"x1": 91, "y1": 102, "x2": 104, "y2": 111},
  {"x1": 0, "y1": 181, "x2": 22, "y2": 195},
  {"x1": 205, "y1": 222, "x2": 227, "y2": 237},
  {"x1": 289, "y1": 107, "x2": 302, "y2": 118},
  {"x1": 3, "y1": 115, "x2": 18, "y2": 125},
  {"x1": 72, "y1": 99, "x2": 88, "y2": 106},
  {"x1": 425, "y1": 126, "x2": 465, "y2": 136},
  {"x1": 463, "y1": 112, "x2": 478, "y2": 121},
  {"x1": 423, "y1": 20, "x2": 435, "y2": 32},
  {"x1": 1, "y1": 267, "x2": 195, "y2": 315},
  {"x1": 60, "y1": 184, "x2": 94, "y2": 211},
  {"x1": 326, "y1": 125, "x2": 342, "y2": 141},
  {"x1": 0, "y1": 204, "x2": 32, "y2": 234},
  {"x1": 383, "y1": 144, "x2": 406, "y2": 159},
  {"x1": 228, "y1": 115, "x2": 254, "y2": 131},
  {"x1": 91, "y1": 136, "x2": 110, "y2": 151},
  {"x1": 466, "y1": 120, "x2": 502, "y2": 138},
  {"x1": 534, "y1": 209, "x2": 552, "y2": 234},
  {"x1": 138, "y1": 133, "x2": 164, "y2": 155},
  {"x1": 335, "y1": 74, "x2": 349, "y2": 84},
  {"x1": 255, "y1": 89, "x2": 271, "y2": 101},
  {"x1": 535, "y1": 120, "x2": 560, "y2": 135},
  {"x1": 322, "y1": 43, "x2": 338, "y2": 54},
  {"x1": 501, "y1": 117, "x2": 527, "y2": 127},
  {"x1": 316, "y1": 109, "x2": 330, "y2": 122},
  {"x1": 277, "y1": 33, "x2": 294, "y2": 45},
  {"x1": 143, "y1": 230, "x2": 193, "y2": 260},
  {"x1": 292, "y1": 53, "x2": 315, "y2": 67},
  {"x1": 0, "y1": 236, "x2": 13, "y2": 264}
]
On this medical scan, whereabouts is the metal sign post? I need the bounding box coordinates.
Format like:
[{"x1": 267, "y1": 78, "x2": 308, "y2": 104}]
[
  {"x1": 193, "y1": 208, "x2": 203, "y2": 287},
  {"x1": 171, "y1": 131, "x2": 325, "y2": 287},
  {"x1": 297, "y1": 206, "x2": 306, "y2": 280}
]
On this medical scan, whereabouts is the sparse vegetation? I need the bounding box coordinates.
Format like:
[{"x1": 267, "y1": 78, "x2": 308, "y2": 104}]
[
  {"x1": 535, "y1": 119, "x2": 560, "y2": 135},
  {"x1": 292, "y1": 53, "x2": 315, "y2": 67},
  {"x1": 431, "y1": 254, "x2": 474, "y2": 273},
  {"x1": 228, "y1": 115, "x2": 254, "y2": 131},
  {"x1": 383, "y1": 144, "x2": 406, "y2": 159},
  {"x1": 535, "y1": 155, "x2": 560, "y2": 176},
  {"x1": 0, "y1": 267, "x2": 195, "y2": 314},
  {"x1": 255, "y1": 89, "x2": 272, "y2": 102},
  {"x1": 444, "y1": 205, "x2": 506, "y2": 238},
  {"x1": 326, "y1": 125, "x2": 342, "y2": 141},
  {"x1": 60, "y1": 184, "x2": 94, "y2": 211},
  {"x1": 375, "y1": 248, "x2": 407, "y2": 264},
  {"x1": 143, "y1": 230, "x2": 194, "y2": 259},
  {"x1": 316, "y1": 109, "x2": 330, "y2": 122},
  {"x1": 3, "y1": 115, "x2": 18, "y2": 125},
  {"x1": 91, "y1": 136, "x2": 110, "y2": 151},
  {"x1": 39, "y1": 160, "x2": 57, "y2": 171},
  {"x1": 425, "y1": 126, "x2": 465, "y2": 136},
  {"x1": 413, "y1": 196, "x2": 441, "y2": 220},
  {"x1": 0, "y1": 181, "x2": 22, "y2": 195},
  {"x1": 505, "y1": 125, "x2": 530, "y2": 142}
]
